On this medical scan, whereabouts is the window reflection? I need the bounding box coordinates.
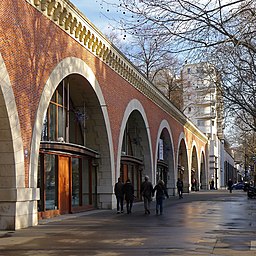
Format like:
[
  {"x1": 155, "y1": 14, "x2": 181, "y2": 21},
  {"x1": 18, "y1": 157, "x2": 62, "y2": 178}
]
[
  {"x1": 82, "y1": 158, "x2": 89, "y2": 205},
  {"x1": 45, "y1": 154, "x2": 58, "y2": 210},
  {"x1": 41, "y1": 80, "x2": 84, "y2": 145},
  {"x1": 72, "y1": 158, "x2": 80, "y2": 207}
]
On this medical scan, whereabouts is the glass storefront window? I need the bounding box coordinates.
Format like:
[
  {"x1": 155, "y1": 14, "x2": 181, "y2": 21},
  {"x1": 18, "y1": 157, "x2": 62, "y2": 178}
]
[
  {"x1": 45, "y1": 154, "x2": 58, "y2": 210},
  {"x1": 37, "y1": 155, "x2": 43, "y2": 212},
  {"x1": 72, "y1": 158, "x2": 80, "y2": 207},
  {"x1": 41, "y1": 80, "x2": 83, "y2": 145},
  {"x1": 82, "y1": 158, "x2": 89, "y2": 205}
]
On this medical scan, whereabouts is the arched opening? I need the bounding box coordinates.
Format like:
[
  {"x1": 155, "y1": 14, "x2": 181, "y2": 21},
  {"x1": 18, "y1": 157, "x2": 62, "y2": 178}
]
[
  {"x1": 200, "y1": 151, "x2": 207, "y2": 190},
  {"x1": 120, "y1": 110, "x2": 151, "y2": 200},
  {"x1": 191, "y1": 146, "x2": 199, "y2": 191},
  {"x1": 37, "y1": 73, "x2": 111, "y2": 218},
  {"x1": 177, "y1": 138, "x2": 189, "y2": 193},
  {"x1": 156, "y1": 126, "x2": 175, "y2": 195}
]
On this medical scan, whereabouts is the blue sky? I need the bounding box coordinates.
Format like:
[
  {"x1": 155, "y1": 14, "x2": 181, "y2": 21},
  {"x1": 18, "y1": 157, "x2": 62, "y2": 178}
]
[{"x1": 71, "y1": 0, "x2": 119, "y2": 32}]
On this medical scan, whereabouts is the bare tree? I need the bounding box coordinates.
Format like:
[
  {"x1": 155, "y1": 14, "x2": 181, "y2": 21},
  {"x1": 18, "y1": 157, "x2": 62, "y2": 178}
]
[
  {"x1": 105, "y1": 27, "x2": 183, "y2": 108},
  {"x1": 230, "y1": 128, "x2": 256, "y2": 181},
  {"x1": 101, "y1": 0, "x2": 256, "y2": 132}
]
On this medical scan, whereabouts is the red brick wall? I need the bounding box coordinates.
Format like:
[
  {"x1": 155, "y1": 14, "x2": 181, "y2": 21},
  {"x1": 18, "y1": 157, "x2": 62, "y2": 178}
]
[{"x1": 0, "y1": 1, "x2": 206, "y2": 186}]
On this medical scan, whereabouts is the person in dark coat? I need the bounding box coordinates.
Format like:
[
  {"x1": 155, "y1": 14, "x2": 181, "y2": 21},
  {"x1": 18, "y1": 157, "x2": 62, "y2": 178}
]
[
  {"x1": 141, "y1": 175, "x2": 153, "y2": 215},
  {"x1": 153, "y1": 180, "x2": 169, "y2": 215},
  {"x1": 114, "y1": 177, "x2": 124, "y2": 213},
  {"x1": 123, "y1": 179, "x2": 134, "y2": 214},
  {"x1": 227, "y1": 179, "x2": 233, "y2": 193},
  {"x1": 176, "y1": 178, "x2": 184, "y2": 199}
]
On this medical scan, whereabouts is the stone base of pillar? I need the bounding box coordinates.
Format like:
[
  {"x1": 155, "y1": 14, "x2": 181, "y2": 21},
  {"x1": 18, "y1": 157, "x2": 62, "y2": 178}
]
[{"x1": 0, "y1": 188, "x2": 39, "y2": 230}]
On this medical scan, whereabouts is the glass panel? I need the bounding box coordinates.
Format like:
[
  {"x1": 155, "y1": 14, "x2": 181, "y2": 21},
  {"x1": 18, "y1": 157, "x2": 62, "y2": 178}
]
[
  {"x1": 45, "y1": 154, "x2": 58, "y2": 210},
  {"x1": 37, "y1": 154, "x2": 43, "y2": 212},
  {"x1": 69, "y1": 111, "x2": 76, "y2": 143},
  {"x1": 58, "y1": 106, "x2": 64, "y2": 139},
  {"x1": 49, "y1": 104, "x2": 57, "y2": 141},
  {"x1": 82, "y1": 158, "x2": 89, "y2": 205},
  {"x1": 69, "y1": 107, "x2": 84, "y2": 146},
  {"x1": 57, "y1": 83, "x2": 63, "y2": 105},
  {"x1": 132, "y1": 166, "x2": 138, "y2": 197},
  {"x1": 72, "y1": 158, "x2": 80, "y2": 207},
  {"x1": 41, "y1": 111, "x2": 48, "y2": 141}
]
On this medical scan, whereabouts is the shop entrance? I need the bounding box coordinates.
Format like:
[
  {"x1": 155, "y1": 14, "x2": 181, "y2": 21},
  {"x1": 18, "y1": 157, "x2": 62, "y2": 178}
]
[
  {"x1": 120, "y1": 156, "x2": 143, "y2": 200},
  {"x1": 38, "y1": 143, "x2": 99, "y2": 219}
]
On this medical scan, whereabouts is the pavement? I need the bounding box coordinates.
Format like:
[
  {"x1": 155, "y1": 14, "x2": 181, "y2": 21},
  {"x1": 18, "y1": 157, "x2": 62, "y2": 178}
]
[{"x1": 0, "y1": 189, "x2": 256, "y2": 256}]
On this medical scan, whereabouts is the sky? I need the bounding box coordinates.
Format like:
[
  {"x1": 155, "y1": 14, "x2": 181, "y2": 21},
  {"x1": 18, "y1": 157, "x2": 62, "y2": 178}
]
[{"x1": 71, "y1": 0, "x2": 120, "y2": 32}]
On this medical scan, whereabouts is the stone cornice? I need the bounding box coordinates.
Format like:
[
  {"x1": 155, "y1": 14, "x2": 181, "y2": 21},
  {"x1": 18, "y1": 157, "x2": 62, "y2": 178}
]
[{"x1": 26, "y1": 0, "x2": 208, "y2": 143}]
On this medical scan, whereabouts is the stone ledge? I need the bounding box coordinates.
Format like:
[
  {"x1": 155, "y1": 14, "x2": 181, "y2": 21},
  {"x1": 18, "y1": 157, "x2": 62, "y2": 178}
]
[{"x1": 0, "y1": 188, "x2": 39, "y2": 201}]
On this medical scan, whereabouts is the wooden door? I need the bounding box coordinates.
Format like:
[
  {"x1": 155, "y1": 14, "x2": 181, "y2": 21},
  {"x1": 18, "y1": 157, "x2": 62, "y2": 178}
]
[
  {"x1": 122, "y1": 164, "x2": 128, "y2": 182},
  {"x1": 58, "y1": 156, "x2": 70, "y2": 214}
]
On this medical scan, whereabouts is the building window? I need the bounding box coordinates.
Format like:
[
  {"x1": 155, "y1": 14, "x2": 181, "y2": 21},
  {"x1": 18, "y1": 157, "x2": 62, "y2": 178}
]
[{"x1": 197, "y1": 120, "x2": 205, "y2": 126}]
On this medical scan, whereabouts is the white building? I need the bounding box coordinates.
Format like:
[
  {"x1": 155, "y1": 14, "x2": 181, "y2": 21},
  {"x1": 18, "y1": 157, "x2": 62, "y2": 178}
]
[{"x1": 181, "y1": 62, "x2": 227, "y2": 189}]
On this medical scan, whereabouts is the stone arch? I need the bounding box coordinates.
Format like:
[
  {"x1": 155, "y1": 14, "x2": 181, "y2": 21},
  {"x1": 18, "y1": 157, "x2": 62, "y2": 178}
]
[
  {"x1": 0, "y1": 54, "x2": 24, "y2": 188},
  {"x1": 155, "y1": 120, "x2": 175, "y2": 191},
  {"x1": 177, "y1": 133, "x2": 189, "y2": 193},
  {"x1": 200, "y1": 150, "x2": 208, "y2": 190},
  {"x1": 30, "y1": 57, "x2": 114, "y2": 194},
  {"x1": 116, "y1": 99, "x2": 153, "y2": 181},
  {"x1": 0, "y1": 54, "x2": 32, "y2": 229},
  {"x1": 190, "y1": 143, "x2": 199, "y2": 191}
]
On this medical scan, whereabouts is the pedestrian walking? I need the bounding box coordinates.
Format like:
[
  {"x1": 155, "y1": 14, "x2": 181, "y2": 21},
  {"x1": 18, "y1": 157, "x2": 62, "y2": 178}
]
[
  {"x1": 123, "y1": 179, "x2": 134, "y2": 214},
  {"x1": 176, "y1": 178, "x2": 183, "y2": 199},
  {"x1": 192, "y1": 178, "x2": 196, "y2": 191},
  {"x1": 114, "y1": 177, "x2": 124, "y2": 214},
  {"x1": 227, "y1": 179, "x2": 233, "y2": 193},
  {"x1": 153, "y1": 180, "x2": 169, "y2": 215},
  {"x1": 210, "y1": 179, "x2": 214, "y2": 190},
  {"x1": 141, "y1": 175, "x2": 154, "y2": 215}
]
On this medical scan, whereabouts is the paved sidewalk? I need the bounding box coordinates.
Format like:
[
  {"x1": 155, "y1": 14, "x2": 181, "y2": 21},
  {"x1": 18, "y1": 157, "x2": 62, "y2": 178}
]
[{"x1": 0, "y1": 190, "x2": 256, "y2": 255}]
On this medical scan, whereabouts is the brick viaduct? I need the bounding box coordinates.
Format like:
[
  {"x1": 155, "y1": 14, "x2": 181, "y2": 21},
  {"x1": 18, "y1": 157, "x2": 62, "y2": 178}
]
[{"x1": 0, "y1": 0, "x2": 208, "y2": 230}]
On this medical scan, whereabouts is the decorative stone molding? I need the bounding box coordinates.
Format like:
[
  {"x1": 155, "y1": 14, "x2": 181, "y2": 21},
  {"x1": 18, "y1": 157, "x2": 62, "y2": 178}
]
[{"x1": 26, "y1": 0, "x2": 208, "y2": 143}]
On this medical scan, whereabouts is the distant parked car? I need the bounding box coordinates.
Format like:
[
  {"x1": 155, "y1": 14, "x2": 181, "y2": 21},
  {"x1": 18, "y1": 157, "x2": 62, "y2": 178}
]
[{"x1": 231, "y1": 182, "x2": 245, "y2": 190}]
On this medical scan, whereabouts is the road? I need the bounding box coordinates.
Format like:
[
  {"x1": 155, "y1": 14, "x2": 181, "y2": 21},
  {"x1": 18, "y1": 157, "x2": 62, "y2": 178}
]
[{"x1": 0, "y1": 190, "x2": 255, "y2": 255}]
